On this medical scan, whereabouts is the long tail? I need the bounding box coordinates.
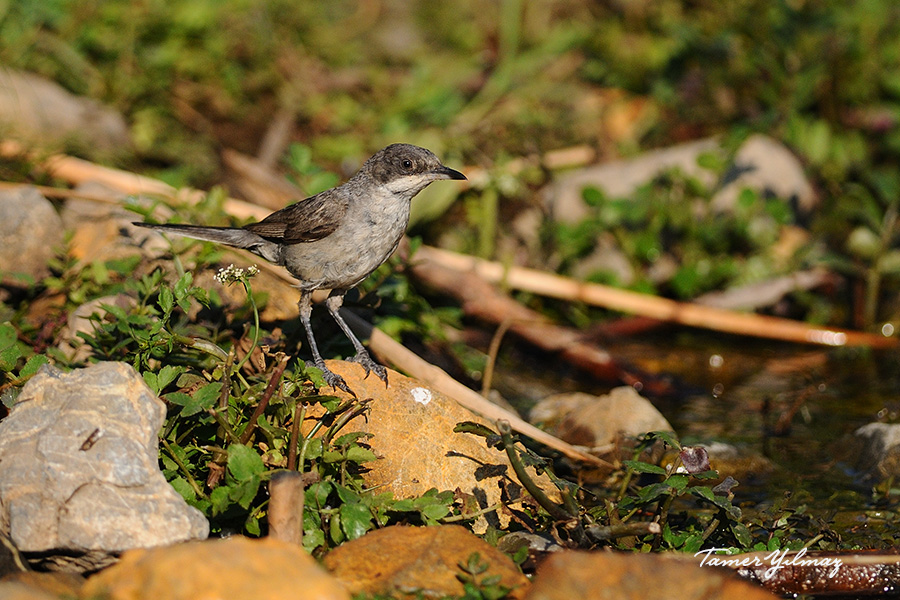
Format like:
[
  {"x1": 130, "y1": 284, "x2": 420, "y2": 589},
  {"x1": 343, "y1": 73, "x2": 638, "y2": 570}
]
[{"x1": 134, "y1": 222, "x2": 281, "y2": 263}]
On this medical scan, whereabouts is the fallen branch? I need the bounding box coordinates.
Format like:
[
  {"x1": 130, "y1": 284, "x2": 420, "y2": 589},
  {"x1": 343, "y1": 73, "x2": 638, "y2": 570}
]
[
  {"x1": 408, "y1": 251, "x2": 679, "y2": 396},
  {"x1": 414, "y1": 245, "x2": 896, "y2": 349},
  {"x1": 700, "y1": 549, "x2": 900, "y2": 597}
]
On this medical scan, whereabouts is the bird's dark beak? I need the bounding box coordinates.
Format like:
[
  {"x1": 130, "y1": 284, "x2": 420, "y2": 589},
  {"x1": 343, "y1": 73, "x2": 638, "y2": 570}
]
[{"x1": 436, "y1": 165, "x2": 467, "y2": 181}]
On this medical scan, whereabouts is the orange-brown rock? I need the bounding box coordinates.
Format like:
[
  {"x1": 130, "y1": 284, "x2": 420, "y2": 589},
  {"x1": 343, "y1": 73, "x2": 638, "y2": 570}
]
[
  {"x1": 312, "y1": 361, "x2": 559, "y2": 528},
  {"x1": 525, "y1": 550, "x2": 777, "y2": 600},
  {"x1": 324, "y1": 525, "x2": 529, "y2": 599},
  {"x1": 0, "y1": 571, "x2": 84, "y2": 599},
  {"x1": 80, "y1": 536, "x2": 349, "y2": 600}
]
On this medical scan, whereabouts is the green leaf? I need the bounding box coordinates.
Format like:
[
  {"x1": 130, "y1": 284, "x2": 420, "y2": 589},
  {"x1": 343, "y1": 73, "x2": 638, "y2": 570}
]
[
  {"x1": 245, "y1": 515, "x2": 261, "y2": 536},
  {"x1": 453, "y1": 421, "x2": 498, "y2": 437},
  {"x1": 345, "y1": 445, "x2": 377, "y2": 464},
  {"x1": 0, "y1": 322, "x2": 17, "y2": 349},
  {"x1": 623, "y1": 460, "x2": 667, "y2": 475},
  {"x1": 174, "y1": 272, "x2": 194, "y2": 301},
  {"x1": 340, "y1": 502, "x2": 373, "y2": 540},
  {"x1": 227, "y1": 443, "x2": 265, "y2": 481},
  {"x1": 165, "y1": 384, "x2": 220, "y2": 417},
  {"x1": 666, "y1": 474, "x2": 689, "y2": 491},
  {"x1": 322, "y1": 450, "x2": 344, "y2": 463},
  {"x1": 334, "y1": 485, "x2": 362, "y2": 504},
  {"x1": 18, "y1": 354, "x2": 49, "y2": 379},
  {"x1": 329, "y1": 511, "x2": 344, "y2": 543},
  {"x1": 229, "y1": 478, "x2": 261, "y2": 510},
  {"x1": 305, "y1": 481, "x2": 332, "y2": 508},
  {"x1": 302, "y1": 525, "x2": 325, "y2": 554},
  {"x1": 158, "y1": 285, "x2": 174, "y2": 315},
  {"x1": 333, "y1": 431, "x2": 370, "y2": 447},
  {"x1": 731, "y1": 522, "x2": 752, "y2": 548},
  {"x1": 169, "y1": 476, "x2": 196, "y2": 502},
  {"x1": 650, "y1": 430, "x2": 681, "y2": 450},
  {"x1": 636, "y1": 482, "x2": 671, "y2": 503},
  {"x1": 581, "y1": 185, "x2": 606, "y2": 207},
  {"x1": 0, "y1": 323, "x2": 21, "y2": 372},
  {"x1": 210, "y1": 485, "x2": 231, "y2": 515},
  {"x1": 421, "y1": 502, "x2": 451, "y2": 523}
]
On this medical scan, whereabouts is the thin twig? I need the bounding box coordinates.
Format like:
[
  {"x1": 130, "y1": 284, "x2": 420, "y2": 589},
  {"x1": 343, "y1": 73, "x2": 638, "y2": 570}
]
[
  {"x1": 239, "y1": 353, "x2": 289, "y2": 444},
  {"x1": 481, "y1": 317, "x2": 513, "y2": 397},
  {"x1": 161, "y1": 438, "x2": 208, "y2": 500},
  {"x1": 287, "y1": 402, "x2": 306, "y2": 471}
]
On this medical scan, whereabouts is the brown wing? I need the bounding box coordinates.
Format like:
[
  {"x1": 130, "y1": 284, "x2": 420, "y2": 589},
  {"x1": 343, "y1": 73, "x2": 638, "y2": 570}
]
[{"x1": 243, "y1": 189, "x2": 349, "y2": 244}]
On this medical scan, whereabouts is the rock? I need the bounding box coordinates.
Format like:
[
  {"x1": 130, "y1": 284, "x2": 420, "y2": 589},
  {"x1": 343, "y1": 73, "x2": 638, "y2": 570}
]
[
  {"x1": 713, "y1": 135, "x2": 816, "y2": 213},
  {"x1": 852, "y1": 422, "x2": 900, "y2": 480},
  {"x1": 0, "y1": 69, "x2": 131, "y2": 154},
  {"x1": 0, "y1": 187, "x2": 64, "y2": 287},
  {"x1": 324, "y1": 525, "x2": 529, "y2": 599},
  {"x1": 309, "y1": 361, "x2": 560, "y2": 530},
  {"x1": 60, "y1": 182, "x2": 154, "y2": 266},
  {"x1": 547, "y1": 134, "x2": 816, "y2": 225},
  {"x1": 0, "y1": 581, "x2": 64, "y2": 600},
  {"x1": 0, "y1": 362, "x2": 208, "y2": 572},
  {"x1": 56, "y1": 294, "x2": 136, "y2": 363},
  {"x1": 529, "y1": 387, "x2": 672, "y2": 449},
  {"x1": 0, "y1": 572, "x2": 84, "y2": 599},
  {"x1": 524, "y1": 550, "x2": 777, "y2": 600},
  {"x1": 81, "y1": 536, "x2": 348, "y2": 600}
]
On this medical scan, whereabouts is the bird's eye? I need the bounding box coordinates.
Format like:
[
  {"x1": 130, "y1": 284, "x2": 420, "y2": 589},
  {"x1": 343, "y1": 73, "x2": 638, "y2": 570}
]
[{"x1": 401, "y1": 159, "x2": 413, "y2": 170}]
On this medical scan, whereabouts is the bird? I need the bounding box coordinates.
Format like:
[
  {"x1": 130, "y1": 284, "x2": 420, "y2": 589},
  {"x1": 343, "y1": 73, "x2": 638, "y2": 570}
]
[{"x1": 135, "y1": 143, "x2": 466, "y2": 393}]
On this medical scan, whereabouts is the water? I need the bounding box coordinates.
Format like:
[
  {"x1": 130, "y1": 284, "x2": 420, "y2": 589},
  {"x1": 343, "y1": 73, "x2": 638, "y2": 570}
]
[{"x1": 495, "y1": 331, "x2": 900, "y2": 520}]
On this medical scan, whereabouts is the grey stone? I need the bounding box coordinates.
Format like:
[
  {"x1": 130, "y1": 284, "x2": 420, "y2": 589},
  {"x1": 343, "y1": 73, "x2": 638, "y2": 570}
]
[
  {"x1": 853, "y1": 422, "x2": 900, "y2": 479},
  {"x1": 547, "y1": 134, "x2": 816, "y2": 224},
  {"x1": 0, "y1": 362, "x2": 208, "y2": 572},
  {"x1": 529, "y1": 387, "x2": 673, "y2": 449},
  {"x1": 0, "y1": 69, "x2": 130, "y2": 153},
  {"x1": 0, "y1": 187, "x2": 63, "y2": 286}
]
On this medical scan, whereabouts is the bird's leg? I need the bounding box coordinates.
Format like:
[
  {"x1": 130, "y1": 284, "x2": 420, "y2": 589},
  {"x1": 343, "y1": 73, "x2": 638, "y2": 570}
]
[
  {"x1": 325, "y1": 291, "x2": 388, "y2": 385},
  {"x1": 298, "y1": 291, "x2": 353, "y2": 395}
]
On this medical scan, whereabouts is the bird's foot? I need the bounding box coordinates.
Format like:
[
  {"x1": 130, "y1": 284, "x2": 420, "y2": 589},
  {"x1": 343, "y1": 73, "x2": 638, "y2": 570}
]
[
  {"x1": 348, "y1": 350, "x2": 388, "y2": 386},
  {"x1": 306, "y1": 360, "x2": 355, "y2": 396}
]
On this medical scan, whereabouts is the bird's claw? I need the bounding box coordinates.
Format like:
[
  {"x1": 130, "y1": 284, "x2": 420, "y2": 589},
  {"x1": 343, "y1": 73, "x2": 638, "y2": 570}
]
[
  {"x1": 348, "y1": 351, "x2": 388, "y2": 386},
  {"x1": 306, "y1": 360, "x2": 355, "y2": 397}
]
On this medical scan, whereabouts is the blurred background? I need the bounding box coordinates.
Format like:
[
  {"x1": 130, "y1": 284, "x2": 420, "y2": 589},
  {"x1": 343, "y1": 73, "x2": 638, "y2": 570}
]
[{"x1": 4, "y1": 0, "x2": 900, "y2": 331}]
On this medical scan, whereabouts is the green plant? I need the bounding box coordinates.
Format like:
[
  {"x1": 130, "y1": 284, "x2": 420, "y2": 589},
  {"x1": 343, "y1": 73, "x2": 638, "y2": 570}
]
[
  {"x1": 456, "y1": 552, "x2": 515, "y2": 600},
  {"x1": 0, "y1": 321, "x2": 50, "y2": 404},
  {"x1": 610, "y1": 431, "x2": 752, "y2": 553},
  {"x1": 548, "y1": 159, "x2": 801, "y2": 301}
]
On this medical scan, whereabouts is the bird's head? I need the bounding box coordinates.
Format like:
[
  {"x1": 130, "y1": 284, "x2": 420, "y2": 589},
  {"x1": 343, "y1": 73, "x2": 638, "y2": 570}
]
[{"x1": 362, "y1": 143, "x2": 466, "y2": 197}]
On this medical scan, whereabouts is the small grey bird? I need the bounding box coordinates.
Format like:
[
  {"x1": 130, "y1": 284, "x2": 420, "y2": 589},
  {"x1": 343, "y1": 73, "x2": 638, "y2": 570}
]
[{"x1": 135, "y1": 143, "x2": 466, "y2": 393}]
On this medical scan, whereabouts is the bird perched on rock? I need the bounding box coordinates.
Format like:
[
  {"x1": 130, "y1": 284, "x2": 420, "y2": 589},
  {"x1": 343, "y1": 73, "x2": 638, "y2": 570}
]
[{"x1": 135, "y1": 144, "x2": 466, "y2": 393}]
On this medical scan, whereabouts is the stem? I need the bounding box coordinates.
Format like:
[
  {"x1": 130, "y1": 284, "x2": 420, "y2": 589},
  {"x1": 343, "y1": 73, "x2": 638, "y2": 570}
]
[
  {"x1": 208, "y1": 407, "x2": 242, "y2": 446},
  {"x1": 219, "y1": 350, "x2": 234, "y2": 410},
  {"x1": 481, "y1": 318, "x2": 513, "y2": 397},
  {"x1": 161, "y1": 438, "x2": 208, "y2": 500},
  {"x1": 323, "y1": 399, "x2": 371, "y2": 444},
  {"x1": 234, "y1": 279, "x2": 260, "y2": 373},
  {"x1": 240, "y1": 354, "x2": 289, "y2": 444},
  {"x1": 173, "y1": 334, "x2": 229, "y2": 361},
  {"x1": 651, "y1": 490, "x2": 676, "y2": 550},
  {"x1": 287, "y1": 402, "x2": 306, "y2": 471},
  {"x1": 585, "y1": 521, "x2": 661, "y2": 542},
  {"x1": 497, "y1": 420, "x2": 573, "y2": 522},
  {"x1": 441, "y1": 499, "x2": 523, "y2": 523}
]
